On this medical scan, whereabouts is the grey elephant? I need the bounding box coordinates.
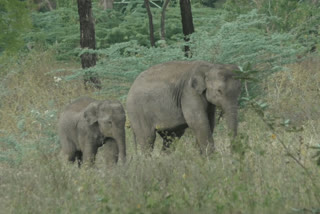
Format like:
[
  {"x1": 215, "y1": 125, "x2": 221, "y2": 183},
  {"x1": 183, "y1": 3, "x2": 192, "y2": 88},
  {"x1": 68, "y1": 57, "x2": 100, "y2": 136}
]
[
  {"x1": 126, "y1": 60, "x2": 241, "y2": 155},
  {"x1": 58, "y1": 97, "x2": 126, "y2": 166}
]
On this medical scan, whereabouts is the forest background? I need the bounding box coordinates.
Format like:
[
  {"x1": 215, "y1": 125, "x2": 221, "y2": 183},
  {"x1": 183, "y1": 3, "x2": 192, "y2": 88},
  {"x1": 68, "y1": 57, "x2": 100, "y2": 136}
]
[{"x1": 0, "y1": 0, "x2": 320, "y2": 213}]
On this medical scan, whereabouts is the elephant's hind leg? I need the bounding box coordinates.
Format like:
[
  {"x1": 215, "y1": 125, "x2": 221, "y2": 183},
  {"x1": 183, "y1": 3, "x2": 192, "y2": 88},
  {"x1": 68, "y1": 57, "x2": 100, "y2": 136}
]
[
  {"x1": 75, "y1": 151, "x2": 83, "y2": 167},
  {"x1": 158, "y1": 131, "x2": 173, "y2": 150},
  {"x1": 158, "y1": 127, "x2": 186, "y2": 151},
  {"x1": 207, "y1": 103, "x2": 216, "y2": 133}
]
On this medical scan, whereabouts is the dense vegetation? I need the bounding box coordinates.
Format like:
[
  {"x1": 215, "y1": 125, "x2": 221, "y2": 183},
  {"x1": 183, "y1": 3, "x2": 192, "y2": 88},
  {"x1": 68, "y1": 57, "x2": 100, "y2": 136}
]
[{"x1": 0, "y1": 0, "x2": 320, "y2": 213}]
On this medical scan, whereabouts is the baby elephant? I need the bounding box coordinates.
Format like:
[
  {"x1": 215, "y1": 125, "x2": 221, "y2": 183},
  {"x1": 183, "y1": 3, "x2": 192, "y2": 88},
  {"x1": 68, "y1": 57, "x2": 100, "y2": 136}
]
[
  {"x1": 58, "y1": 97, "x2": 126, "y2": 166},
  {"x1": 99, "y1": 139, "x2": 119, "y2": 166}
]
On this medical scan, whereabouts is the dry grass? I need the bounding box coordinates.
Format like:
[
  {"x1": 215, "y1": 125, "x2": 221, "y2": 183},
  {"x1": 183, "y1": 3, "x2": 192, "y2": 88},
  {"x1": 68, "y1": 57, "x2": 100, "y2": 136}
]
[
  {"x1": 0, "y1": 51, "x2": 88, "y2": 134},
  {"x1": 0, "y1": 52, "x2": 319, "y2": 213},
  {"x1": 264, "y1": 58, "x2": 320, "y2": 125}
]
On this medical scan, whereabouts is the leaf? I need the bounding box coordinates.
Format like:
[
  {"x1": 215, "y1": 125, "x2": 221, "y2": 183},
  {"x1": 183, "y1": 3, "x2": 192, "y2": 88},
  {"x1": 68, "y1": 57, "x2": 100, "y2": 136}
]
[{"x1": 243, "y1": 62, "x2": 252, "y2": 71}]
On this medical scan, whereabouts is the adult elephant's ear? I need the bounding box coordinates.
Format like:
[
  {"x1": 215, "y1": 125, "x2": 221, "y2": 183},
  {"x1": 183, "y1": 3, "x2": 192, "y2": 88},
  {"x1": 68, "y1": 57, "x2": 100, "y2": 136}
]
[
  {"x1": 189, "y1": 64, "x2": 209, "y2": 95},
  {"x1": 84, "y1": 102, "x2": 100, "y2": 125}
]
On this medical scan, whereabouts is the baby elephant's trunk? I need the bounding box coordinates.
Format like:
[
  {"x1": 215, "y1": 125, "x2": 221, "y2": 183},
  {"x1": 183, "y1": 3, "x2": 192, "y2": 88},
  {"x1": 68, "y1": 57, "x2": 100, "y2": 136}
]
[
  {"x1": 113, "y1": 127, "x2": 126, "y2": 163},
  {"x1": 224, "y1": 103, "x2": 238, "y2": 138}
]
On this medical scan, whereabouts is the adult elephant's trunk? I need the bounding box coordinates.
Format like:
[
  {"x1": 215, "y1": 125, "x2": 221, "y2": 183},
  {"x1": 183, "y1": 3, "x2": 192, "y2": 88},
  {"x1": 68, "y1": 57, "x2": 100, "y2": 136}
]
[
  {"x1": 223, "y1": 102, "x2": 238, "y2": 138},
  {"x1": 114, "y1": 127, "x2": 126, "y2": 163}
]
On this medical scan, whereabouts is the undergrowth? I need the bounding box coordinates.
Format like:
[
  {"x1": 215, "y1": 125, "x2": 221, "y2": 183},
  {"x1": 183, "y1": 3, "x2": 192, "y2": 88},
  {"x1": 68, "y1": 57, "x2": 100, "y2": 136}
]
[{"x1": 0, "y1": 49, "x2": 319, "y2": 213}]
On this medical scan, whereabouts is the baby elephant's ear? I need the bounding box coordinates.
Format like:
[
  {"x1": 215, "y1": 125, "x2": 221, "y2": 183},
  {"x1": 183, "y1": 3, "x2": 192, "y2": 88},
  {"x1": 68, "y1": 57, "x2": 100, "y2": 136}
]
[{"x1": 84, "y1": 101, "x2": 100, "y2": 125}]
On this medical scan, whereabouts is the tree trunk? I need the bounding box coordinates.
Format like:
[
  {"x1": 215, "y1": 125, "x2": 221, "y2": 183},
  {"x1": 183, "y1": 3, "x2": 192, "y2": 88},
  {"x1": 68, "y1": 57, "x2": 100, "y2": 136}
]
[
  {"x1": 179, "y1": 0, "x2": 194, "y2": 57},
  {"x1": 77, "y1": 0, "x2": 101, "y2": 89},
  {"x1": 161, "y1": 0, "x2": 171, "y2": 40},
  {"x1": 144, "y1": 0, "x2": 155, "y2": 47},
  {"x1": 100, "y1": 0, "x2": 114, "y2": 10}
]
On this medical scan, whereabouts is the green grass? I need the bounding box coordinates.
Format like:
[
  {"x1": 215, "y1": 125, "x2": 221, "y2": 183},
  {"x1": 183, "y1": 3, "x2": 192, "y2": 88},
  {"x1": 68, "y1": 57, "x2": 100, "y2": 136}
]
[{"x1": 0, "y1": 51, "x2": 319, "y2": 213}]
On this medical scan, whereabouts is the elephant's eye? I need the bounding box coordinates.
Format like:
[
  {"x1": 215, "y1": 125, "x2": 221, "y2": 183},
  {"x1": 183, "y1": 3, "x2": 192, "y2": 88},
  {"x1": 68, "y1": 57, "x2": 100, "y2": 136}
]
[{"x1": 218, "y1": 89, "x2": 223, "y2": 95}]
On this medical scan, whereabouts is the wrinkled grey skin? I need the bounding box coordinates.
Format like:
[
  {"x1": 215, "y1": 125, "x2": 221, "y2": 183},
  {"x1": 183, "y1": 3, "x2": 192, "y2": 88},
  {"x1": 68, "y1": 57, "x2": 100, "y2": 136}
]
[
  {"x1": 126, "y1": 61, "x2": 241, "y2": 155},
  {"x1": 58, "y1": 97, "x2": 126, "y2": 166}
]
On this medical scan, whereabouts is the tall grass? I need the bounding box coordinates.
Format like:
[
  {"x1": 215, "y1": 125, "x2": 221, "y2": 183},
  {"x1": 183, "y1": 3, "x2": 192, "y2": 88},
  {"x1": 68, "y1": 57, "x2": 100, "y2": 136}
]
[{"x1": 0, "y1": 51, "x2": 319, "y2": 213}]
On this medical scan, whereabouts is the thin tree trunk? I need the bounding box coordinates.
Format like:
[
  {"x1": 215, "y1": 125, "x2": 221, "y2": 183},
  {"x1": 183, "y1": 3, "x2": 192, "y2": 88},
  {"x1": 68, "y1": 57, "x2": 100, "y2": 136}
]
[
  {"x1": 77, "y1": 0, "x2": 101, "y2": 89},
  {"x1": 179, "y1": 0, "x2": 194, "y2": 57},
  {"x1": 161, "y1": 0, "x2": 171, "y2": 40},
  {"x1": 100, "y1": 0, "x2": 114, "y2": 10},
  {"x1": 144, "y1": 0, "x2": 155, "y2": 47}
]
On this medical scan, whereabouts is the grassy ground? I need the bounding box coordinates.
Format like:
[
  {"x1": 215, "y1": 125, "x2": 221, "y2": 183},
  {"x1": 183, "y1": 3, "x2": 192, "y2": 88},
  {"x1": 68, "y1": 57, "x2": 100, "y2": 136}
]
[{"x1": 0, "y1": 51, "x2": 319, "y2": 213}]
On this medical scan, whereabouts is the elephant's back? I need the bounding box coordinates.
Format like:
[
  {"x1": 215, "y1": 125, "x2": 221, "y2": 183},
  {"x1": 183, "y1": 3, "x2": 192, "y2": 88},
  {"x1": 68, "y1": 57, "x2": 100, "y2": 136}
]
[
  {"x1": 135, "y1": 61, "x2": 196, "y2": 83},
  {"x1": 63, "y1": 97, "x2": 96, "y2": 113},
  {"x1": 128, "y1": 61, "x2": 196, "y2": 101},
  {"x1": 127, "y1": 60, "x2": 212, "y2": 105},
  {"x1": 58, "y1": 97, "x2": 95, "y2": 133},
  {"x1": 128, "y1": 61, "x2": 195, "y2": 95}
]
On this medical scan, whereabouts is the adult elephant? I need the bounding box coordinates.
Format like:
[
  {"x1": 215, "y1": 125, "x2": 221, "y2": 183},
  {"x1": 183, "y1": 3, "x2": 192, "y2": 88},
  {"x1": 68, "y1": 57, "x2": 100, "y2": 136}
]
[
  {"x1": 126, "y1": 61, "x2": 241, "y2": 155},
  {"x1": 58, "y1": 97, "x2": 126, "y2": 166}
]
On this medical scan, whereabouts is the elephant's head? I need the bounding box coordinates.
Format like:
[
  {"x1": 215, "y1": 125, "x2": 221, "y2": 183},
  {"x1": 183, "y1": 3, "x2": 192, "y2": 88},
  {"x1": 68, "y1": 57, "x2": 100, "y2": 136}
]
[
  {"x1": 84, "y1": 100, "x2": 126, "y2": 162},
  {"x1": 190, "y1": 63, "x2": 241, "y2": 136}
]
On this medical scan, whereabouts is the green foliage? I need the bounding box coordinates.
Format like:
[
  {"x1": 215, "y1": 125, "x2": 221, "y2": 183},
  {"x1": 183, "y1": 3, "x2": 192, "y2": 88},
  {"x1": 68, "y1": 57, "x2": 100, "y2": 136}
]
[
  {"x1": 224, "y1": 0, "x2": 320, "y2": 53},
  {"x1": 191, "y1": 10, "x2": 305, "y2": 69},
  {"x1": 54, "y1": 0, "x2": 77, "y2": 9},
  {"x1": 65, "y1": 40, "x2": 186, "y2": 98},
  {"x1": 25, "y1": 2, "x2": 230, "y2": 61},
  {"x1": 191, "y1": 0, "x2": 221, "y2": 8},
  {"x1": 0, "y1": 108, "x2": 59, "y2": 165},
  {"x1": 223, "y1": 0, "x2": 254, "y2": 15},
  {"x1": 25, "y1": 3, "x2": 162, "y2": 59},
  {"x1": 25, "y1": 6, "x2": 79, "y2": 60},
  {"x1": 64, "y1": 9, "x2": 307, "y2": 99},
  {"x1": 0, "y1": 0, "x2": 31, "y2": 54},
  {"x1": 1, "y1": 1, "x2": 320, "y2": 213},
  {"x1": 255, "y1": 0, "x2": 319, "y2": 32},
  {"x1": 0, "y1": 134, "x2": 23, "y2": 164}
]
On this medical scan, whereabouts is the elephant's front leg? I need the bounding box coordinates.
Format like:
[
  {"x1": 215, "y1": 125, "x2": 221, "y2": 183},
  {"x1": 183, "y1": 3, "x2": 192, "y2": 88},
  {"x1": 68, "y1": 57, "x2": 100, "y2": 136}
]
[
  {"x1": 182, "y1": 107, "x2": 215, "y2": 156},
  {"x1": 135, "y1": 128, "x2": 156, "y2": 155},
  {"x1": 207, "y1": 103, "x2": 216, "y2": 133},
  {"x1": 81, "y1": 140, "x2": 98, "y2": 166}
]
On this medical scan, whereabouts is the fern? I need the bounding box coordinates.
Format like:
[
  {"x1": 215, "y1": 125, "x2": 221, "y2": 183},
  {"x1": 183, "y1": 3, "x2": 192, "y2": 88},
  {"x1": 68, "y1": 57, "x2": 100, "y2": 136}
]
[
  {"x1": 191, "y1": 10, "x2": 305, "y2": 71},
  {"x1": 64, "y1": 10, "x2": 308, "y2": 99}
]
